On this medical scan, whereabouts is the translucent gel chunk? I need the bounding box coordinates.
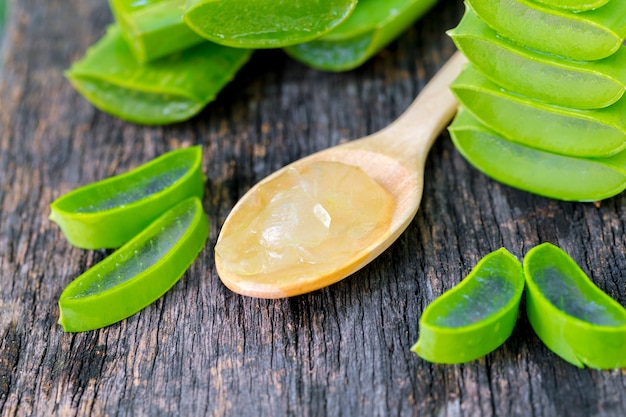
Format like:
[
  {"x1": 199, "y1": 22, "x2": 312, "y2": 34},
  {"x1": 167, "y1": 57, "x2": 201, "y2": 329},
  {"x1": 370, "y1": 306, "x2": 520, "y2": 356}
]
[{"x1": 215, "y1": 161, "x2": 395, "y2": 281}]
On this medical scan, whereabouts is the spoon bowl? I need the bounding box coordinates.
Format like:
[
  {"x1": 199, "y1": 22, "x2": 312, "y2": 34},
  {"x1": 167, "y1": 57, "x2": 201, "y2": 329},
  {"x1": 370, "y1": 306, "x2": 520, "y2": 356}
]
[{"x1": 216, "y1": 52, "x2": 466, "y2": 298}]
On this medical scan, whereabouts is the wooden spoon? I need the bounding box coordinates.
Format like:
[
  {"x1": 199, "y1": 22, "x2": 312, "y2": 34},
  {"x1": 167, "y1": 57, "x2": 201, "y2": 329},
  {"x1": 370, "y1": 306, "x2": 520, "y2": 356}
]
[{"x1": 215, "y1": 51, "x2": 466, "y2": 298}]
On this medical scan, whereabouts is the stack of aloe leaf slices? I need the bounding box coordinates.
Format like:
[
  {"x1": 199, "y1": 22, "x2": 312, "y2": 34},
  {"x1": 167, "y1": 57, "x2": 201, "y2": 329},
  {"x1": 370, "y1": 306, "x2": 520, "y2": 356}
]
[
  {"x1": 67, "y1": 0, "x2": 439, "y2": 125},
  {"x1": 448, "y1": 0, "x2": 626, "y2": 201}
]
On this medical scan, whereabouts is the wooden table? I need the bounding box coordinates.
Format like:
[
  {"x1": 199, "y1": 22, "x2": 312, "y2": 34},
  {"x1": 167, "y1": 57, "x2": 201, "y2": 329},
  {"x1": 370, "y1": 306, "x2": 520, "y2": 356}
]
[{"x1": 1, "y1": 0, "x2": 625, "y2": 415}]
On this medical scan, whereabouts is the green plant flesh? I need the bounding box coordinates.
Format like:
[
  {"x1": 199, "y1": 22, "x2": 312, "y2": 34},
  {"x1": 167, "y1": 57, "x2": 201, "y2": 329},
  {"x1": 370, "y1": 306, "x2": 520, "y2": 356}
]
[
  {"x1": 183, "y1": 0, "x2": 358, "y2": 48},
  {"x1": 451, "y1": 64, "x2": 626, "y2": 158},
  {"x1": 65, "y1": 25, "x2": 252, "y2": 125},
  {"x1": 50, "y1": 146, "x2": 204, "y2": 249},
  {"x1": 58, "y1": 197, "x2": 209, "y2": 332},
  {"x1": 411, "y1": 248, "x2": 524, "y2": 364},
  {"x1": 283, "y1": 0, "x2": 438, "y2": 71},
  {"x1": 466, "y1": 0, "x2": 626, "y2": 61},
  {"x1": 449, "y1": 109, "x2": 626, "y2": 201},
  {"x1": 533, "y1": 0, "x2": 608, "y2": 12},
  {"x1": 448, "y1": 8, "x2": 626, "y2": 110},
  {"x1": 524, "y1": 243, "x2": 626, "y2": 369},
  {"x1": 109, "y1": 0, "x2": 206, "y2": 62}
]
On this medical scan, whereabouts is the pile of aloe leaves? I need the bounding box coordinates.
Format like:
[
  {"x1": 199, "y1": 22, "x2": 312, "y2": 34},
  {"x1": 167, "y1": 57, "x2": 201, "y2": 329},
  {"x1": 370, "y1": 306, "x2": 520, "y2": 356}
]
[
  {"x1": 448, "y1": 0, "x2": 626, "y2": 201},
  {"x1": 66, "y1": 0, "x2": 438, "y2": 125}
]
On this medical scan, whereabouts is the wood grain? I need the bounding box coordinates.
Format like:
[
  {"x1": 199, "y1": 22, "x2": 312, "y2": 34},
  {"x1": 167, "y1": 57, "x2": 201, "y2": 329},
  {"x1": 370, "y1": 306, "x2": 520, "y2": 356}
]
[{"x1": 1, "y1": 0, "x2": 625, "y2": 416}]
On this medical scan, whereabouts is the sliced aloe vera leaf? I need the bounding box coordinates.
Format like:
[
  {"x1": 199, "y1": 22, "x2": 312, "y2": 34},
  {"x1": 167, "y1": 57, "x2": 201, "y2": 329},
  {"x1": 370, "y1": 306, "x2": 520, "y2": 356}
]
[
  {"x1": 449, "y1": 109, "x2": 626, "y2": 201},
  {"x1": 283, "y1": 0, "x2": 438, "y2": 72},
  {"x1": 452, "y1": 64, "x2": 626, "y2": 158},
  {"x1": 533, "y1": 0, "x2": 608, "y2": 12},
  {"x1": 58, "y1": 197, "x2": 209, "y2": 332},
  {"x1": 109, "y1": 0, "x2": 206, "y2": 63},
  {"x1": 524, "y1": 243, "x2": 626, "y2": 369},
  {"x1": 466, "y1": 0, "x2": 626, "y2": 61},
  {"x1": 448, "y1": 7, "x2": 626, "y2": 110},
  {"x1": 411, "y1": 248, "x2": 524, "y2": 364},
  {"x1": 50, "y1": 146, "x2": 204, "y2": 249},
  {"x1": 183, "y1": 0, "x2": 357, "y2": 48},
  {"x1": 534, "y1": 0, "x2": 608, "y2": 12},
  {"x1": 65, "y1": 25, "x2": 252, "y2": 125}
]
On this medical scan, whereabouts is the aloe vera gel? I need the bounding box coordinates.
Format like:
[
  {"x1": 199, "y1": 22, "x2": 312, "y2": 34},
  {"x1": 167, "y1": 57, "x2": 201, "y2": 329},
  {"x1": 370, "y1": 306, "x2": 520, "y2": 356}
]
[{"x1": 448, "y1": 1, "x2": 626, "y2": 200}]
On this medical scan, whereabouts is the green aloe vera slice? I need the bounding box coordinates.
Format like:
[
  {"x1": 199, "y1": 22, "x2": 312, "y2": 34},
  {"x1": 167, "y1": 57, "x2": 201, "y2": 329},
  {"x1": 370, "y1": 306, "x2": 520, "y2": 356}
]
[
  {"x1": 452, "y1": 64, "x2": 626, "y2": 158},
  {"x1": 183, "y1": 0, "x2": 357, "y2": 48},
  {"x1": 411, "y1": 248, "x2": 524, "y2": 364},
  {"x1": 109, "y1": 0, "x2": 205, "y2": 62},
  {"x1": 448, "y1": 7, "x2": 626, "y2": 110},
  {"x1": 533, "y1": 0, "x2": 608, "y2": 12},
  {"x1": 58, "y1": 197, "x2": 209, "y2": 332},
  {"x1": 65, "y1": 25, "x2": 252, "y2": 125},
  {"x1": 449, "y1": 109, "x2": 626, "y2": 201},
  {"x1": 466, "y1": 0, "x2": 626, "y2": 61},
  {"x1": 50, "y1": 146, "x2": 204, "y2": 249},
  {"x1": 283, "y1": 0, "x2": 438, "y2": 72},
  {"x1": 524, "y1": 243, "x2": 626, "y2": 369}
]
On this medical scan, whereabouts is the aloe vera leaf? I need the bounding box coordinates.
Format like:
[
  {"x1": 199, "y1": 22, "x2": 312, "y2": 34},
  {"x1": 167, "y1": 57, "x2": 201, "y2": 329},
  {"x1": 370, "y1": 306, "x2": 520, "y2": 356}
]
[
  {"x1": 466, "y1": 0, "x2": 626, "y2": 61},
  {"x1": 283, "y1": 0, "x2": 438, "y2": 72},
  {"x1": 58, "y1": 197, "x2": 209, "y2": 332},
  {"x1": 50, "y1": 146, "x2": 204, "y2": 249},
  {"x1": 183, "y1": 0, "x2": 357, "y2": 48},
  {"x1": 449, "y1": 109, "x2": 626, "y2": 201},
  {"x1": 411, "y1": 248, "x2": 524, "y2": 364},
  {"x1": 533, "y1": 0, "x2": 608, "y2": 12},
  {"x1": 448, "y1": 7, "x2": 626, "y2": 110},
  {"x1": 451, "y1": 64, "x2": 626, "y2": 158},
  {"x1": 109, "y1": 0, "x2": 206, "y2": 63},
  {"x1": 65, "y1": 25, "x2": 252, "y2": 125},
  {"x1": 524, "y1": 243, "x2": 626, "y2": 369},
  {"x1": 0, "y1": 0, "x2": 6, "y2": 45}
]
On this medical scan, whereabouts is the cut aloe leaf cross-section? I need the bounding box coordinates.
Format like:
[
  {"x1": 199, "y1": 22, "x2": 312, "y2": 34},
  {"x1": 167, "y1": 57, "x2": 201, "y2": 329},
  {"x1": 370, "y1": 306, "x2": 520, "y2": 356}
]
[
  {"x1": 411, "y1": 248, "x2": 524, "y2": 364},
  {"x1": 183, "y1": 0, "x2": 358, "y2": 48},
  {"x1": 50, "y1": 146, "x2": 204, "y2": 249},
  {"x1": 58, "y1": 197, "x2": 209, "y2": 332},
  {"x1": 451, "y1": 64, "x2": 626, "y2": 158},
  {"x1": 283, "y1": 0, "x2": 438, "y2": 72},
  {"x1": 109, "y1": 0, "x2": 206, "y2": 62},
  {"x1": 466, "y1": 0, "x2": 626, "y2": 61},
  {"x1": 448, "y1": 7, "x2": 626, "y2": 110},
  {"x1": 449, "y1": 109, "x2": 626, "y2": 201},
  {"x1": 65, "y1": 25, "x2": 252, "y2": 125},
  {"x1": 524, "y1": 243, "x2": 626, "y2": 369}
]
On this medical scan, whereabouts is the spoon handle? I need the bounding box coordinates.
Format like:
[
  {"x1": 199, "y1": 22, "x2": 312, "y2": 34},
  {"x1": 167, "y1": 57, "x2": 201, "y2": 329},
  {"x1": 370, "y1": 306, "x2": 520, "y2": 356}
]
[{"x1": 378, "y1": 51, "x2": 466, "y2": 164}]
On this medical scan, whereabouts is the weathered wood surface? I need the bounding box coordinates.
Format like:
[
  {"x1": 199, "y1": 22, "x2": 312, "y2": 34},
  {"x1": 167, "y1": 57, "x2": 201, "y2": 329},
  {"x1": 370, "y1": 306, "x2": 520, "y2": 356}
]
[{"x1": 1, "y1": 0, "x2": 625, "y2": 416}]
